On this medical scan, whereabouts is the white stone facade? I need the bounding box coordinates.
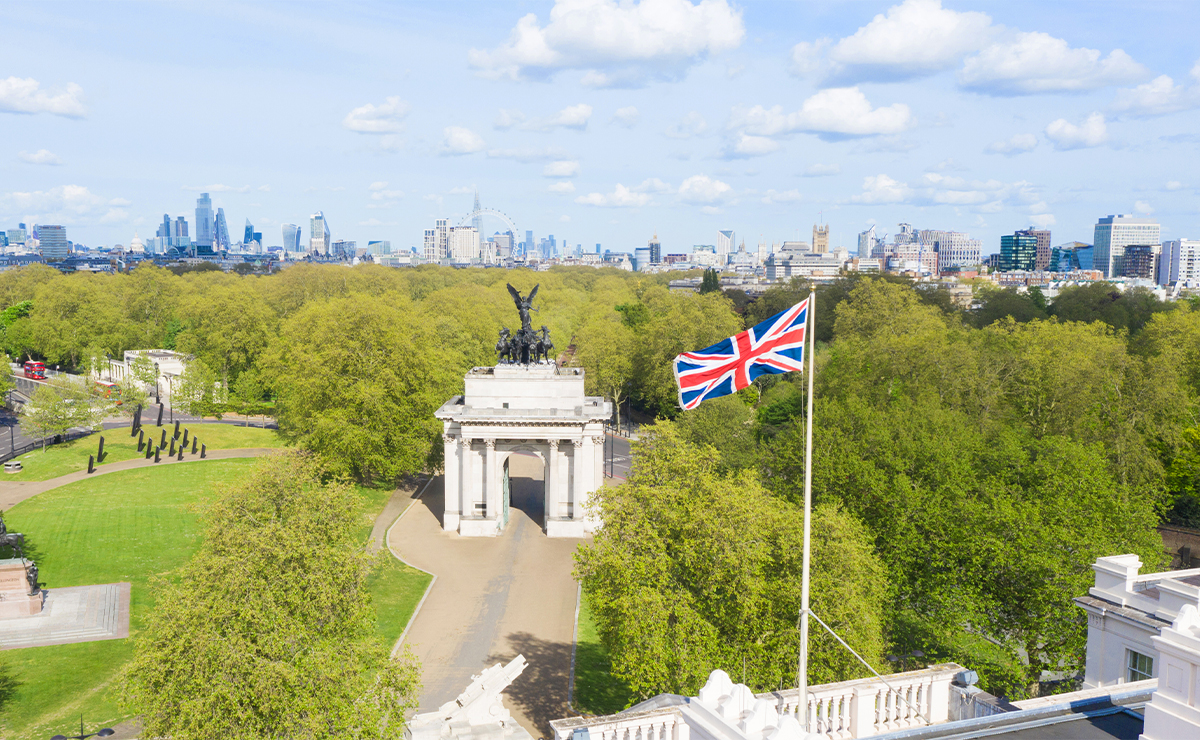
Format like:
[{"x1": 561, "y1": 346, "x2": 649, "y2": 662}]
[{"x1": 435, "y1": 364, "x2": 611, "y2": 538}]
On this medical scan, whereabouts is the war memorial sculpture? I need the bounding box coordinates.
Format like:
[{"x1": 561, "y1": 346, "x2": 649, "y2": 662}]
[{"x1": 435, "y1": 284, "x2": 611, "y2": 537}]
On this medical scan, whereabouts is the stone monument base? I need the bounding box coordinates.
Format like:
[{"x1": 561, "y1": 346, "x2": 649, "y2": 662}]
[{"x1": 0, "y1": 558, "x2": 41, "y2": 618}]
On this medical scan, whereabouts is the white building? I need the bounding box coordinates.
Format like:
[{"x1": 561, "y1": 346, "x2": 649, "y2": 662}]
[
  {"x1": 1094, "y1": 215, "x2": 1160, "y2": 278},
  {"x1": 309, "y1": 211, "x2": 331, "y2": 255},
  {"x1": 717, "y1": 230, "x2": 735, "y2": 260},
  {"x1": 857, "y1": 226, "x2": 876, "y2": 259},
  {"x1": 434, "y1": 365, "x2": 610, "y2": 538},
  {"x1": 931, "y1": 232, "x2": 982, "y2": 272},
  {"x1": 1159, "y1": 239, "x2": 1200, "y2": 287},
  {"x1": 449, "y1": 226, "x2": 480, "y2": 263}
]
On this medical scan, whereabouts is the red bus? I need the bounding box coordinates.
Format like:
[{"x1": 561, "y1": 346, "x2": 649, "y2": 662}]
[
  {"x1": 22, "y1": 361, "x2": 45, "y2": 380},
  {"x1": 95, "y1": 380, "x2": 122, "y2": 405}
]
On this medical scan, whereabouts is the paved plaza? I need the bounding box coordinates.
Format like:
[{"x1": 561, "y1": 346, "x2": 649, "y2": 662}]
[
  {"x1": 0, "y1": 582, "x2": 130, "y2": 649},
  {"x1": 391, "y1": 453, "x2": 583, "y2": 737}
]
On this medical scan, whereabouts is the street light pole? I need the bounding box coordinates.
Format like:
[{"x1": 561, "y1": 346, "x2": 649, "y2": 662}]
[{"x1": 50, "y1": 714, "x2": 115, "y2": 740}]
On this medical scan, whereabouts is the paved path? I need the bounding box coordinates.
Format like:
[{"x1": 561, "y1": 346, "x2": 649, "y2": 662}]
[
  {"x1": 0, "y1": 448, "x2": 280, "y2": 511},
  {"x1": 391, "y1": 454, "x2": 583, "y2": 737}
]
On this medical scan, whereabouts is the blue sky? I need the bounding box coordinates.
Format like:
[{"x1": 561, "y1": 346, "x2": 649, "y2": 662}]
[{"x1": 2, "y1": 0, "x2": 1198, "y2": 256}]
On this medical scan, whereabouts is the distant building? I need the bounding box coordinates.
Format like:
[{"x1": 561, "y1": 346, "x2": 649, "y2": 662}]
[
  {"x1": 243, "y1": 219, "x2": 256, "y2": 246},
  {"x1": 1159, "y1": 239, "x2": 1200, "y2": 286},
  {"x1": 282, "y1": 224, "x2": 301, "y2": 252},
  {"x1": 812, "y1": 224, "x2": 829, "y2": 252},
  {"x1": 174, "y1": 216, "x2": 189, "y2": 243},
  {"x1": 368, "y1": 240, "x2": 391, "y2": 255},
  {"x1": 634, "y1": 246, "x2": 651, "y2": 271},
  {"x1": 449, "y1": 227, "x2": 479, "y2": 262},
  {"x1": 857, "y1": 225, "x2": 876, "y2": 259},
  {"x1": 437, "y1": 219, "x2": 451, "y2": 260},
  {"x1": 194, "y1": 193, "x2": 214, "y2": 253},
  {"x1": 716, "y1": 229, "x2": 735, "y2": 259},
  {"x1": 156, "y1": 214, "x2": 171, "y2": 240},
  {"x1": 648, "y1": 233, "x2": 662, "y2": 264},
  {"x1": 309, "y1": 211, "x2": 331, "y2": 255},
  {"x1": 1049, "y1": 242, "x2": 1093, "y2": 272},
  {"x1": 423, "y1": 229, "x2": 438, "y2": 262},
  {"x1": 1123, "y1": 244, "x2": 1161, "y2": 281},
  {"x1": 925, "y1": 231, "x2": 982, "y2": 272},
  {"x1": 998, "y1": 231, "x2": 1038, "y2": 272},
  {"x1": 525, "y1": 230, "x2": 534, "y2": 256},
  {"x1": 1027, "y1": 228, "x2": 1052, "y2": 270},
  {"x1": 1094, "y1": 215, "x2": 1160, "y2": 278},
  {"x1": 214, "y1": 208, "x2": 230, "y2": 251},
  {"x1": 331, "y1": 239, "x2": 355, "y2": 259},
  {"x1": 38, "y1": 224, "x2": 69, "y2": 261}
]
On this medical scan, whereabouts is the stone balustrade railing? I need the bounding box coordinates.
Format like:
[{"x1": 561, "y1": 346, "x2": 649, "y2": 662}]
[
  {"x1": 552, "y1": 707, "x2": 689, "y2": 740},
  {"x1": 764, "y1": 664, "x2": 964, "y2": 740}
]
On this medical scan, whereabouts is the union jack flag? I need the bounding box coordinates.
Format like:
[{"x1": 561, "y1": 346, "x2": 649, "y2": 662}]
[{"x1": 673, "y1": 299, "x2": 809, "y2": 410}]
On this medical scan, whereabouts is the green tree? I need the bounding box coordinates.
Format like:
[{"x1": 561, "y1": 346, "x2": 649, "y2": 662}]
[
  {"x1": 972, "y1": 287, "x2": 1049, "y2": 327},
  {"x1": 261, "y1": 294, "x2": 461, "y2": 484},
  {"x1": 673, "y1": 394, "x2": 759, "y2": 473},
  {"x1": 174, "y1": 358, "x2": 227, "y2": 418},
  {"x1": 231, "y1": 367, "x2": 268, "y2": 425},
  {"x1": 121, "y1": 452, "x2": 421, "y2": 738},
  {"x1": 576, "y1": 424, "x2": 886, "y2": 701},
  {"x1": 1050, "y1": 283, "x2": 1168, "y2": 335},
  {"x1": 21, "y1": 378, "x2": 103, "y2": 449},
  {"x1": 698, "y1": 268, "x2": 720, "y2": 294},
  {"x1": 574, "y1": 315, "x2": 635, "y2": 429}
]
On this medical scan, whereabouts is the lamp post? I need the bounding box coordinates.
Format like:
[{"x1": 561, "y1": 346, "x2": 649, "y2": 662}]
[
  {"x1": 886, "y1": 649, "x2": 925, "y2": 673},
  {"x1": 50, "y1": 715, "x2": 115, "y2": 740},
  {"x1": 153, "y1": 362, "x2": 160, "y2": 405}
]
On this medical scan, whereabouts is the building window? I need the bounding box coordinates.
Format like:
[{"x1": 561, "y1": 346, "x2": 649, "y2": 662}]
[{"x1": 1127, "y1": 650, "x2": 1154, "y2": 682}]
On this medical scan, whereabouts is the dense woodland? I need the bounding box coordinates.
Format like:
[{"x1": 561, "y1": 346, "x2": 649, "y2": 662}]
[{"x1": 3, "y1": 263, "x2": 1200, "y2": 702}]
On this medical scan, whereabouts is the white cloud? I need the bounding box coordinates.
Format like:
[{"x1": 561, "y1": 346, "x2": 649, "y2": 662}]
[
  {"x1": 1165, "y1": 181, "x2": 1185, "y2": 191},
  {"x1": 520, "y1": 103, "x2": 593, "y2": 131},
  {"x1": 544, "y1": 160, "x2": 581, "y2": 177},
  {"x1": 801, "y1": 0, "x2": 995, "y2": 82},
  {"x1": 633, "y1": 178, "x2": 672, "y2": 193},
  {"x1": 1135, "y1": 200, "x2": 1154, "y2": 215},
  {"x1": 19, "y1": 149, "x2": 62, "y2": 165},
  {"x1": 495, "y1": 109, "x2": 525, "y2": 129},
  {"x1": 1045, "y1": 112, "x2": 1107, "y2": 150},
  {"x1": 99, "y1": 208, "x2": 129, "y2": 224},
  {"x1": 369, "y1": 181, "x2": 389, "y2": 191},
  {"x1": 959, "y1": 32, "x2": 1147, "y2": 95},
  {"x1": 441, "y1": 127, "x2": 485, "y2": 155},
  {"x1": 370, "y1": 189, "x2": 404, "y2": 201},
  {"x1": 343, "y1": 96, "x2": 410, "y2": 133},
  {"x1": 468, "y1": 0, "x2": 745, "y2": 85},
  {"x1": 803, "y1": 163, "x2": 841, "y2": 177},
  {"x1": 182, "y1": 184, "x2": 249, "y2": 193},
  {"x1": 1111, "y1": 70, "x2": 1200, "y2": 117},
  {"x1": 257, "y1": 185, "x2": 270, "y2": 192},
  {"x1": 0, "y1": 184, "x2": 107, "y2": 224},
  {"x1": 678, "y1": 174, "x2": 732, "y2": 204},
  {"x1": 665, "y1": 111, "x2": 708, "y2": 138},
  {"x1": 486, "y1": 146, "x2": 569, "y2": 162},
  {"x1": 0, "y1": 77, "x2": 86, "y2": 117},
  {"x1": 852, "y1": 174, "x2": 914, "y2": 204},
  {"x1": 575, "y1": 184, "x2": 653, "y2": 207},
  {"x1": 731, "y1": 88, "x2": 914, "y2": 139},
  {"x1": 612, "y1": 106, "x2": 640, "y2": 126},
  {"x1": 560, "y1": 214, "x2": 572, "y2": 222},
  {"x1": 762, "y1": 189, "x2": 803, "y2": 204},
  {"x1": 728, "y1": 134, "x2": 781, "y2": 157},
  {"x1": 1029, "y1": 213, "x2": 1056, "y2": 229},
  {"x1": 986, "y1": 133, "x2": 1038, "y2": 155},
  {"x1": 549, "y1": 181, "x2": 577, "y2": 194}
]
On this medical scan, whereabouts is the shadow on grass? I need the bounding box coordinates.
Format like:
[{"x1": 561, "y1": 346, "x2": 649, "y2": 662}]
[
  {"x1": 574, "y1": 639, "x2": 633, "y2": 716},
  {"x1": 0, "y1": 660, "x2": 21, "y2": 712}
]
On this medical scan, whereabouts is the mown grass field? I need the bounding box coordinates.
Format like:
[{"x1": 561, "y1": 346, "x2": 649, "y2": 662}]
[
  {"x1": 3, "y1": 423, "x2": 288, "y2": 482},
  {"x1": 0, "y1": 460, "x2": 429, "y2": 739}
]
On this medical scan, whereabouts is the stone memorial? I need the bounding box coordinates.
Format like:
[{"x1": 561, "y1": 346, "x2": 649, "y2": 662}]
[
  {"x1": 407, "y1": 655, "x2": 533, "y2": 740},
  {"x1": 0, "y1": 558, "x2": 42, "y2": 618},
  {"x1": 435, "y1": 284, "x2": 611, "y2": 538}
]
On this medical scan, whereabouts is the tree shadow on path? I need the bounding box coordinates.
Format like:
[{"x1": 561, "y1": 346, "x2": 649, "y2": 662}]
[{"x1": 488, "y1": 631, "x2": 573, "y2": 735}]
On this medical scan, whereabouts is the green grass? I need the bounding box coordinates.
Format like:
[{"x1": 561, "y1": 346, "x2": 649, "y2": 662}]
[
  {"x1": 0, "y1": 460, "x2": 429, "y2": 739},
  {"x1": 574, "y1": 593, "x2": 634, "y2": 715},
  {"x1": 3, "y1": 423, "x2": 289, "y2": 482}
]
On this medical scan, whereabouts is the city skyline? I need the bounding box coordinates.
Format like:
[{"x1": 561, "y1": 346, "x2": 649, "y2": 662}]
[{"x1": 2, "y1": 1, "x2": 1199, "y2": 253}]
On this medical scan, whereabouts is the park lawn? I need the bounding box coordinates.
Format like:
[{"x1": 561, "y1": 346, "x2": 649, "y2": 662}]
[
  {"x1": 574, "y1": 593, "x2": 634, "y2": 715},
  {"x1": 3, "y1": 423, "x2": 290, "y2": 482},
  {"x1": 0, "y1": 459, "x2": 428, "y2": 740}
]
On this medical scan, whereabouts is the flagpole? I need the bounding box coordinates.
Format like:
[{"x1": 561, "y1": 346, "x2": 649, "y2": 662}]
[{"x1": 797, "y1": 290, "x2": 816, "y2": 732}]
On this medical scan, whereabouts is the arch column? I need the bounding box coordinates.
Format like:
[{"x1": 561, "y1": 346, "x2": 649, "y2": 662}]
[
  {"x1": 571, "y1": 438, "x2": 585, "y2": 519},
  {"x1": 546, "y1": 440, "x2": 560, "y2": 523},
  {"x1": 484, "y1": 439, "x2": 498, "y2": 525},
  {"x1": 443, "y1": 434, "x2": 461, "y2": 531}
]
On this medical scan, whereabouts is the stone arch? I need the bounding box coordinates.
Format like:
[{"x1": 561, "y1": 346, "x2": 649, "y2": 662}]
[{"x1": 497, "y1": 444, "x2": 549, "y2": 529}]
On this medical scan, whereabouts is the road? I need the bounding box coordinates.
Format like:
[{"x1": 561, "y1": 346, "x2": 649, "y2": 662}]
[{"x1": 604, "y1": 431, "x2": 632, "y2": 480}]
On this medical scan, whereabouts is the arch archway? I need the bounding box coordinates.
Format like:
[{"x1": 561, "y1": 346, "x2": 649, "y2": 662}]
[{"x1": 498, "y1": 446, "x2": 547, "y2": 530}]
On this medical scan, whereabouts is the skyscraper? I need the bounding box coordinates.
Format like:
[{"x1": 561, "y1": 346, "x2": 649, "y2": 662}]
[
  {"x1": 1026, "y1": 228, "x2": 1052, "y2": 271},
  {"x1": 525, "y1": 230, "x2": 534, "y2": 256},
  {"x1": 244, "y1": 219, "x2": 255, "y2": 246},
  {"x1": 423, "y1": 229, "x2": 438, "y2": 262},
  {"x1": 174, "y1": 216, "x2": 189, "y2": 244},
  {"x1": 472, "y1": 190, "x2": 483, "y2": 250},
  {"x1": 157, "y1": 214, "x2": 172, "y2": 239},
  {"x1": 38, "y1": 225, "x2": 69, "y2": 261},
  {"x1": 309, "y1": 212, "x2": 331, "y2": 255},
  {"x1": 999, "y1": 231, "x2": 1038, "y2": 272},
  {"x1": 214, "y1": 208, "x2": 230, "y2": 251},
  {"x1": 648, "y1": 233, "x2": 662, "y2": 264},
  {"x1": 282, "y1": 224, "x2": 301, "y2": 252},
  {"x1": 1160, "y1": 239, "x2": 1200, "y2": 286},
  {"x1": 812, "y1": 224, "x2": 829, "y2": 253},
  {"x1": 857, "y1": 226, "x2": 876, "y2": 258},
  {"x1": 194, "y1": 193, "x2": 214, "y2": 252},
  {"x1": 1094, "y1": 215, "x2": 1160, "y2": 278},
  {"x1": 717, "y1": 230, "x2": 735, "y2": 258}
]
